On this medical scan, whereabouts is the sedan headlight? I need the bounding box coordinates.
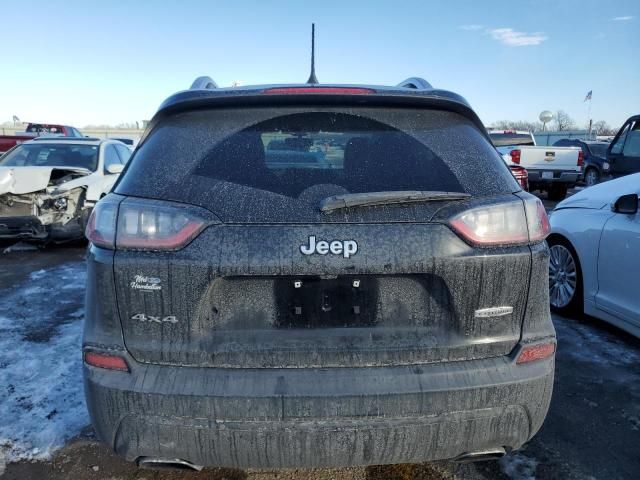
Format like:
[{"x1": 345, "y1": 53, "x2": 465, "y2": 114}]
[{"x1": 53, "y1": 197, "x2": 68, "y2": 210}]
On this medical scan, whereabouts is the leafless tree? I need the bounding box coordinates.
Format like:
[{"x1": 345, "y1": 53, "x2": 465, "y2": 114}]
[
  {"x1": 554, "y1": 110, "x2": 575, "y2": 131},
  {"x1": 590, "y1": 120, "x2": 617, "y2": 136},
  {"x1": 490, "y1": 120, "x2": 543, "y2": 132}
]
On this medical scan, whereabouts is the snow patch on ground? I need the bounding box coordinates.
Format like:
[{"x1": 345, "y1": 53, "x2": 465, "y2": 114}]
[
  {"x1": 0, "y1": 262, "x2": 89, "y2": 463},
  {"x1": 500, "y1": 452, "x2": 538, "y2": 480},
  {"x1": 2, "y1": 242, "x2": 39, "y2": 254}
]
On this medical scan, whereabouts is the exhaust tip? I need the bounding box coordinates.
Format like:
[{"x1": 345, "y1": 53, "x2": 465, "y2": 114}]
[
  {"x1": 137, "y1": 457, "x2": 203, "y2": 472},
  {"x1": 453, "y1": 447, "x2": 506, "y2": 463}
]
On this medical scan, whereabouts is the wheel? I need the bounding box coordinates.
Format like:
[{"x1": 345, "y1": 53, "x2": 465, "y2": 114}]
[
  {"x1": 548, "y1": 238, "x2": 583, "y2": 315},
  {"x1": 548, "y1": 184, "x2": 568, "y2": 201},
  {"x1": 584, "y1": 168, "x2": 600, "y2": 187}
]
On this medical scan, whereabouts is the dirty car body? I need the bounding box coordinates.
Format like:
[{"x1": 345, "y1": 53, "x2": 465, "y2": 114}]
[
  {"x1": 0, "y1": 138, "x2": 130, "y2": 241},
  {"x1": 83, "y1": 78, "x2": 556, "y2": 469}
]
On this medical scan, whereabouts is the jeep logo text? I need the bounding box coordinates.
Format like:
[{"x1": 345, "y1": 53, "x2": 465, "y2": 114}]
[{"x1": 300, "y1": 236, "x2": 358, "y2": 258}]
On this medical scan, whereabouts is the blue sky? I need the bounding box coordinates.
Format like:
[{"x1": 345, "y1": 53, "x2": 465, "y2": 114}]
[{"x1": 1, "y1": 0, "x2": 638, "y2": 128}]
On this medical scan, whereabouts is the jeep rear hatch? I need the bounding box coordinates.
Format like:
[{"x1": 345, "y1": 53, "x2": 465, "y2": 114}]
[{"x1": 110, "y1": 106, "x2": 533, "y2": 368}]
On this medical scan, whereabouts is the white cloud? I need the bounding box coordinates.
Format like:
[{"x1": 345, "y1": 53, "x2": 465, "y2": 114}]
[
  {"x1": 611, "y1": 16, "x2": 634, "y2": 21},
  {"x1": 488, "y1": 28, "x2": 548, "y2": 46},
  {"x1": 459, "y1": 24, "x2": 484, "y2": 31}
]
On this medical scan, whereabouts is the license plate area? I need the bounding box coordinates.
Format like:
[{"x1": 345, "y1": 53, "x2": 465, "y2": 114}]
[
  {"x1": 274, "y1": 276, "x2": 378, "y2": 328},
  {"x1": 541, "y1": 171, "x2": 554, "y2": 180}
]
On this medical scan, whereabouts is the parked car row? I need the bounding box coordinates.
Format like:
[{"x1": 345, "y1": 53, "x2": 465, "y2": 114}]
[
  {"x1": 489, "y1": 129, "x2": 582, "y2": 200},
  {"x1": 490, "y1": 115, "x2": 640, "y2": 197},
  {"x1": 2, "y1": 78, "x2": 635, "y2": 473}
]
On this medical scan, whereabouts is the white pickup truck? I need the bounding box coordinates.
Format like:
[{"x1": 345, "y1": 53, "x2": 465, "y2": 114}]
[{"x1": 488, "y1": 130, "x2": 583, "y2": 200}]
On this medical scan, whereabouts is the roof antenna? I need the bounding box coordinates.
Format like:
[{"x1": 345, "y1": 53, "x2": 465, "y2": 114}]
[{"x1": 306, "y1": 23, "x2": 319, "y2": 84}]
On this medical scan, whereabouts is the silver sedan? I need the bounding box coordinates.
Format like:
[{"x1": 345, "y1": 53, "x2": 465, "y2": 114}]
[{"x1": 548, "y1": 173, "x2": 640, "y2": 337}]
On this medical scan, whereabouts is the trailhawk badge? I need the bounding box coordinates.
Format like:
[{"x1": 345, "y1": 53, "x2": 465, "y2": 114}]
[{"x1": 300, "y1": 235, "x2": 358, "y2": 258}]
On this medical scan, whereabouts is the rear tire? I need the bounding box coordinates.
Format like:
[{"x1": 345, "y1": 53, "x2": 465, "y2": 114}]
[
  {"x1": 584, "y1": 168, "x2": 600, "y2": 187},
  {"x1": 547, "y1": 237, "x2": 583, "y2": 316},
  {"x1": 547, "y1": 184, "x2": 568, "y2": 201}
]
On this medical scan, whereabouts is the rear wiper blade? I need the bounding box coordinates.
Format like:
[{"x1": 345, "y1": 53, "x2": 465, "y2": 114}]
[{"x1": 320, "y1": 191, "x2": 471, "y2": 213}]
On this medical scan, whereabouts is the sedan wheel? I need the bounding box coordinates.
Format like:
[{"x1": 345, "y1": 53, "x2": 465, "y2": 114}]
[
  {"x1": 549, "y1": 244, "x2": 578, "y2": 309},
  {"x1": 584, "y1": 168, "x2": 599, "y2": 187}
]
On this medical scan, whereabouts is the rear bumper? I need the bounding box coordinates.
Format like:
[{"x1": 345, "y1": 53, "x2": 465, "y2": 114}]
[
  {"x1": 527, "y1": 170, "x2": 582, "y2": 185},
  {"x1": 527, "y1": 171, "x2": 580, "y2": 185},
  {"x1": 0, "y1": 215, "x2": 48, "y2": 239},
  {"x1": 84, "y1": 350, "x2": 554, "y2": 468}
]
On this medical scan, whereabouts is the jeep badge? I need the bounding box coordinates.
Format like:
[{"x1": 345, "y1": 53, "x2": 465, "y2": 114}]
[{"x1": 300, "y1": 235, "x2": 358, "y2": 258}]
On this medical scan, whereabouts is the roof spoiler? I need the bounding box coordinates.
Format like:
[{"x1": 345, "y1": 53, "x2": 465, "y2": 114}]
[{"x1": 188, "y1": 76, "x2": 432, "y2": 91}]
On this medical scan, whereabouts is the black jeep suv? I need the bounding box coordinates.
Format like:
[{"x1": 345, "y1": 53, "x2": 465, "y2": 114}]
[{"x1": 83, "y1": 77, "x2": 555, "y2": 470}]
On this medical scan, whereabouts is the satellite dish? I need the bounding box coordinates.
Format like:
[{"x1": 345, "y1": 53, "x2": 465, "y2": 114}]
[{"x1": 539, "y1": 111, "x2": 554, "y2": 123}]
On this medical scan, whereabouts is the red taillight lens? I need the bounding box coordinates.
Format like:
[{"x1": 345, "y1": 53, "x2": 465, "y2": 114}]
[
  {"x1": 85, "y1": 201, "x2": 117, "y2": 249},
  {"x1": 577, "y1": 150, "x2": 584, "y2": 167},
  {"x1": 84, "y1": 352, "x2": 129, "y2": 371},
  {"x1": 263, "y1": 87, "x2": 375, "y2": 95},
  {"x1": 449, "y1": 197, "x2": 549, "y2": 247},
  {"x1": 116, "y1": 199, "x2": 207, "y2": 251},
  {"x1": 510, "y1": 149, "x2": 521, "y2": 164},
  {"x1": 86, "y1": 197, "x2": 209, "y2": 251},
  {"x1": 516, "y1": 342, "x2": 555, "y2": 364}
]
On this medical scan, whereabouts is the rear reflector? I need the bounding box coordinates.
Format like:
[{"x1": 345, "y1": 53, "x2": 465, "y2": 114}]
[
  {"x1": 84, "y1": 352, "x2": 129, "y2": 372},
  {"x1": 263, "y1": 87, "x2": 375, "y2": 95},
  {"x1": 516, "y1": 343, "x2": 555, "y2": 364}
]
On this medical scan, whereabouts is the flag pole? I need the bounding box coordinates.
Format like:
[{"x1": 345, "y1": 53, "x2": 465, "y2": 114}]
[{"x1": 586, "y1": 92, "x2": 593, "y2": 139}]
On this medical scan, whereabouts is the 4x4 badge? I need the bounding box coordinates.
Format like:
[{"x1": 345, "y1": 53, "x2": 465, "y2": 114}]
[{"x1": 300, "y1": 235, "x2": 358, "y2": 258}]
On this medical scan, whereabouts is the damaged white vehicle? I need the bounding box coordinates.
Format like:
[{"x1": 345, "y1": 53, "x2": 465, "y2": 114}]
[{"x1": 0, "y1": 137, "x2": 131, "y2": 241}]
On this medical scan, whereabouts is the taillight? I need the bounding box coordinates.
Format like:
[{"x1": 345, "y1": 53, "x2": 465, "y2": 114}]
[
  {"x1": 577, "y1": 150, "x2": 584, "y2": 167},
  {"x1": 510, "y1": 149, "x2": 521, "y2": 164},
  {"x1": 86, "y1": 197, "x2": 208, "y2": 251},
  {"x1": 116, "y1": 199, "x2": 207, "y2": 251},
  {"x1": 263, "y1": 87, "x2": 375, "y2": 95},
  {"x1": 523, "y1": 196, "x2": 551, "y2": 242},
  {"x1": 516, "y1": 342, "x2": 555, "y2": 364},
  {"x1": 84, "y1": 351, "x2": 129, "y2": 372},
  {"x1": 449, "y1": 197, "x2": 550, "y2": 246},
  {"x1": 85, "y1": 200, "x2": 117, "y2": 249}
]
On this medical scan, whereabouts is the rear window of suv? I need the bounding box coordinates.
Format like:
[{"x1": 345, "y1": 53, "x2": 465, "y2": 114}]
[
  {"x1": 116, "y1": 107, "x2": 518, "y2": 223},
  {"x1": 193, "y1": 112, "x2": 464, "y2": 198}
]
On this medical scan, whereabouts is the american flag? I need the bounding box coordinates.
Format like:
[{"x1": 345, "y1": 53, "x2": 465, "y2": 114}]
[{"x1": 584, "y1": 90, "x2": 592, "y2": 102}]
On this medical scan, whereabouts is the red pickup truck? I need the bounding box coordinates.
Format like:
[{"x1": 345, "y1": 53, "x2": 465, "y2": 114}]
[{"x1": 0, "y1": 123, "x2": 84, "y2": 154}]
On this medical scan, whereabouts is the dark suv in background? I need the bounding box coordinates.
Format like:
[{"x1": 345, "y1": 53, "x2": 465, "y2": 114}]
[
  {"x1": 83, "y1": 77, "x2": 555, "y2": 471},
  {"x1": 553, "y1": 139, "x2": 610, "y2": 186}
]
